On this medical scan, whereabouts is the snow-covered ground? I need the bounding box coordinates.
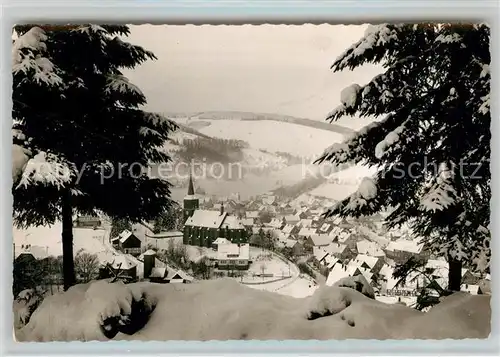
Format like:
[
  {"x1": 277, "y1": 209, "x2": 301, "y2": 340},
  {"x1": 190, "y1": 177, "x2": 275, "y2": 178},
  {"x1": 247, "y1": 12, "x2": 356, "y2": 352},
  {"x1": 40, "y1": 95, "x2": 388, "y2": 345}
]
[
  {"x1": 375, "y1": 295, "x2": 417, "y2": 307},
  {"x1": 13, "y1": 222, "x2": 116, "y2": 263},
  {"x1": 16, "y1": 279, "x2": 491, "y2": 341},
  {"x1": 197, "y1": 119, "x2": 345, "y2": 158}
]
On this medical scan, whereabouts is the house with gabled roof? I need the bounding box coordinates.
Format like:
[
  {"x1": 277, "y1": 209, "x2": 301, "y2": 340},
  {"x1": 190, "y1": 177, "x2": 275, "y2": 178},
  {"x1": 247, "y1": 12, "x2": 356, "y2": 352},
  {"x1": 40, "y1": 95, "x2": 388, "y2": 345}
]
[
  {"x1": 356, "y1": 240, "x2": 385, "y2": 258},
  {"x1": 317, "y1": 222, "x2": 333, "y2": 234},
  {"x1": 306, "y1": 234, "x2": 332, "y2": 248},
  {"x1": 353, "y1": 254, "x2": 384, "y2": 274},
  {"x1": 298, "y1": 227, "x2": 317, "y2": 241},
  {"x1": 324, "y1": 242, "x2": 355, "y2": 261},
  {"x1": 284, "y1": 215, "x2": 301, "y2": 225},
  {"x1": 281, "y1": 224, "x2": 300, "y2": 237},
  {"x1": 111, "y1": 230, "x2": 142, "y2": 256},
  {"x1": 268, "y1": 217, "x2": 285, "y2": 230}
]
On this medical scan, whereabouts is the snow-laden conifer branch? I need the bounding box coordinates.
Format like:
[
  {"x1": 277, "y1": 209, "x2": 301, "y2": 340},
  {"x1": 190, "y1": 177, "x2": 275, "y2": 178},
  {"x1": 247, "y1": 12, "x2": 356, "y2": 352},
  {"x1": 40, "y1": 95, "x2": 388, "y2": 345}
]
[
  {"x1": 15, "y1": 151, "x2": 75, "y2": 190},
  {"x1": 12, "y1": 27, "x2": 63, "y2": 87},
  {"x1": 332, "y1": 24, "x2": 400, "y2": 71}
]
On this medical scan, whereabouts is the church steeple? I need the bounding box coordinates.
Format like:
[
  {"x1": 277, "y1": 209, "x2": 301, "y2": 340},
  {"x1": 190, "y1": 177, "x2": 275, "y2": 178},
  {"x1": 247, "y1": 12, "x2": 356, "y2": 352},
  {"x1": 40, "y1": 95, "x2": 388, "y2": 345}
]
[
  {"x1": 183, "y1": 169, "x2": 199, "y2": 224},
  {"x1": 187, "y1": 172, "x2": 195, "y2": 196}
]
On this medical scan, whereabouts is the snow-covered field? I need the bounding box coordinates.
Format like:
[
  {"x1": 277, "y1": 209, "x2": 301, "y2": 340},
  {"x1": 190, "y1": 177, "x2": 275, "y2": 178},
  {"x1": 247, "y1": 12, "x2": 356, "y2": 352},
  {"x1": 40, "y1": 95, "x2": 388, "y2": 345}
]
[
  {"x1": 13, "y1": 222, "x2": 115, "y2": 263},
  {"x1": 196, "y1": 119, "x2": 345, "y2": 158}
]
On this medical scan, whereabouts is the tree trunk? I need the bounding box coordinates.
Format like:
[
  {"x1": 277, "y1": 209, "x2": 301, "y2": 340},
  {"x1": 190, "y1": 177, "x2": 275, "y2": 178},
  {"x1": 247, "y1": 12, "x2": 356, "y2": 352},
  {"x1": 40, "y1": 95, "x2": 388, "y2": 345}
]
[
  {"x1": 61, "y1": 190, "x2": 76, "y2": 291},
  {"x1": 447, "y1": 254, "x2": 462, "y2": 292}
]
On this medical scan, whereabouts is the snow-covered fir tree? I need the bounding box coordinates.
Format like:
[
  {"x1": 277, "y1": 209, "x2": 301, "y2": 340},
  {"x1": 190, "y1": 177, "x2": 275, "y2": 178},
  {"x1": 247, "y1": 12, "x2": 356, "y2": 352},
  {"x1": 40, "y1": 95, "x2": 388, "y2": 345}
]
[
  {"x1": 12, "y1": 25, "x2": 177, "y2": 290},
  {"x1": 315, "y1": 23, "x2": 490, "y2": 291}
]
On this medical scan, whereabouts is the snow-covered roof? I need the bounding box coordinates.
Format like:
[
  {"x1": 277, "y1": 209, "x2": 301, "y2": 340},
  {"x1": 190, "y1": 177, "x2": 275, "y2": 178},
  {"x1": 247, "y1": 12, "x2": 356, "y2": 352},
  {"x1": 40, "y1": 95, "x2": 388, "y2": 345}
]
[
  {"x1": 353, "y1": 254, "x2": 379, "y2": 269},
  {"x1": 143, "y1": 249, "x2": 157, "y2": 256},
  {"x1": 298, "y1": 227, "x2": 316, "y2": 237},
  {"x1": 110, "y1": 255, "x2": 136, "y2": 270},
  {"x1": 300, "y1": 219, "x2": 313, "y2": 227},
  {"x1": 246, "y1": 211, "x2": 259, "y2": 219},
  {"x1": 220, "y1": 215, "x2": 245, "y2": 230},
  {"x1": 309, "y1": 234, "x2": 332, "y2": 247},
  {"x1": 117, "y1": 230, "x2": 135, "y2": 244},
  {"x1": 461, "y1": 284, "x2": 480, "y2": 295},
  {"x1": 325, "y1": 263, "x2": 351, "y2": 286},
  {"x1": 213, "y1": 238, "x2": 231, "y2": 246},
  {"x1": 282, "y1": 224, "x2": 295, "y2": 234},
  {"x1": 150, "y1": 267, "x2": 166, "y2": 278},
  {"x1": 385, "y1": 240, "x2": 423, "y2": 254},
  {"x1": 378, "y1": 264, "x2": 393, "y2": 278},
  {"x1": 284, "y1": 239, "x2": 299, "y2": 249},
  {"x1": 241, "y1": 218, "x2": 254, "y2": 226},
  {"x1": 268, "y1": 218, "x2": 284, "y2": 228},
  {"x1": 356, "y1": 240, "x2": 385, "y2": 257},
  {"x1": 185, "y1": 210, "x2": 227, "y2": 229},
  {"x1": 216, "y1": 243, "x2": 250, "y2": 260},
  {"x1": 324, "y1": 255, "x2": 339, "y2": 269},
  {"x1": 313, "y1": 247, "x2": 329, "y2": 262},
  {"x1": 324, "y1": 243, "x2": 347, "y2": 255},
  {"x1": 285, "y1": 215, "x2": 300, "y2": 223},
  {"x1": 318, "y1": 223, "x2": 332, "y2": 233}
]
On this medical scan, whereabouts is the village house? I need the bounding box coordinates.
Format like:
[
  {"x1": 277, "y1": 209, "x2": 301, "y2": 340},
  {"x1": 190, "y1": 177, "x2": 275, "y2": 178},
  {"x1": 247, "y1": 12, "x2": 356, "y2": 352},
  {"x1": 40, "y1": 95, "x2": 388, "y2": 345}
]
[
  {"x1": 111, "y1": 230, "x2": 142, "y2": 256},
  {"x1": 241, "y1": 218, "x2": 254, "y2": 230},
  {"x1": 215, "y1": 243, "x2": 251, "y2": 270},
  {"x1": 212, "y1": 237, "x2": 231, "y2": 250},
  {"x1": 245, "y1": 210, "x2": 260, "y2": 222},
  {"x1": 317, "y1": 222, "x2": 334, "y2": 235},
  {"x1": 299, "y1": 219, "x2": 313, "y2": 228},
  {"x1": 297, "y1": 227, "x2": 317, "y2": 241},
  {"x1": 183, "y1": 175, "x2": 248, "y2": 247},
  {"x1": 356, "y1": 240, "x2": 386, "y2": 258},
  {"x1": 284, "y1": 215, "x2": 301, "y2": 225},
  {"x1": 281, "y1": 224, "x2": 300, "y2": 237},
  {"x1": 277, "y1": 238, "x2": 305, "y2": 256},
  {"x1": 74, "y1": 214, "x2": 101, "y2": 228},
  {"x1": 149, "y1": 267, "x2": 194, "y2": 284},
  {"x1": 305, "y1": 234, "x2": 332, "y2": 251},
  {"x1": 384, "y1": 239, "x2": 428, "y2": 264},
  {"x1": 100, "y1": 255, "x2": 138, "y2": 281},
  {"x1": 353, "y1": 254, "x2": 385, "y2": 275},
  {"x1": 143, "y1": 250, "x2": 193, "y2": 284},
  {"x1": 324, "y1": 242, "x2": 356, "y2": 261},
  {"x1": 268, "y1": 217, "x2": 286, "y2": 230}
]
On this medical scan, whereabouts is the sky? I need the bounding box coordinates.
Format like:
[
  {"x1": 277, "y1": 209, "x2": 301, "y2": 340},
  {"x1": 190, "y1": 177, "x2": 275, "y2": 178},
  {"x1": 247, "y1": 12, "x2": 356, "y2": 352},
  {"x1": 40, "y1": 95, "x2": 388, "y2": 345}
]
[{"x1": 123, "y1": 24, "x2": 383, "y2": 130}]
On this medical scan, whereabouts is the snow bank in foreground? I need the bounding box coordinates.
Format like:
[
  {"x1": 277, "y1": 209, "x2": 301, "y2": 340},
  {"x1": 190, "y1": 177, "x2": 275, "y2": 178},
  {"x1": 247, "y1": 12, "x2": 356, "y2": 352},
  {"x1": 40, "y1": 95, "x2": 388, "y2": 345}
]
[{"x1": 16, "y1": 279, "x2": 490, "y2": 341}]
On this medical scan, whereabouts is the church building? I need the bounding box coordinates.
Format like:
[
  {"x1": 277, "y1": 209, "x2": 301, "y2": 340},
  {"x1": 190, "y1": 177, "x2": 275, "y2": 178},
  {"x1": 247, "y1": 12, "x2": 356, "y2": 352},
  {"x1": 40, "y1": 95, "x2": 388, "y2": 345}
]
[{"x1": 182, "y1": 175, "x2": 248, "y2": 247}]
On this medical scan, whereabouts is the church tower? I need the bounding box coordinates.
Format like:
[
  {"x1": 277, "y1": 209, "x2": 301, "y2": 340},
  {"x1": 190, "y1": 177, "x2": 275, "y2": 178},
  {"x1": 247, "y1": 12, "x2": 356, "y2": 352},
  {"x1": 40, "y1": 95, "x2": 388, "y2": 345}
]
[{"x1": 183, "y1": 172, "x2": 199, "y2": 223}]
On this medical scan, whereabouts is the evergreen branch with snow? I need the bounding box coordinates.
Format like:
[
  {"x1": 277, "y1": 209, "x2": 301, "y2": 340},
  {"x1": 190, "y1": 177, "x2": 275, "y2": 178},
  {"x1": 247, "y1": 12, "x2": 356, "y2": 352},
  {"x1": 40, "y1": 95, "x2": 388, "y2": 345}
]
[{"x1": 317, "y1": 23, "x2": 491, "y2": 280}]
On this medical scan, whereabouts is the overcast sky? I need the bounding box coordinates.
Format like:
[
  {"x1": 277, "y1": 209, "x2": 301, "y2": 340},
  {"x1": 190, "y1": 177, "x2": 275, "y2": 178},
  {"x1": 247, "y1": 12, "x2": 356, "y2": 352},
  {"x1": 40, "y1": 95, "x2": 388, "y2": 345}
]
[{"x1": 123, "y1": 24, "x2": 382, "y2": 129}]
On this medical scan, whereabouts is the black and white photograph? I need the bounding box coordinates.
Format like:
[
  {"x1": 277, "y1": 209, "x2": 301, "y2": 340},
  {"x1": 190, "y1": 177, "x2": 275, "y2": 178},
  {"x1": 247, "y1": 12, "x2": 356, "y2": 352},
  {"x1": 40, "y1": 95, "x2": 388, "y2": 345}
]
[{"x1": 11, "y1": 23, "x2": 491, "y2": 341}]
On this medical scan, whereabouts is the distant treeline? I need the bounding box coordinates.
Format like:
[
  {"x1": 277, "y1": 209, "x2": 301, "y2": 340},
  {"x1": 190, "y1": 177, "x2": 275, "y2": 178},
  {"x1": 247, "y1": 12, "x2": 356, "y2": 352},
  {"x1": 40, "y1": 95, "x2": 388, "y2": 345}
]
[
  {"x1": 173, "y1": 137, "x2": 249, "y2": 163},
  {"x1": 196, "y1": 111, "x2": 354, "y2": 135},
  {"x1": 273, "y1": 175, "x2": 326, "y2": 199}
]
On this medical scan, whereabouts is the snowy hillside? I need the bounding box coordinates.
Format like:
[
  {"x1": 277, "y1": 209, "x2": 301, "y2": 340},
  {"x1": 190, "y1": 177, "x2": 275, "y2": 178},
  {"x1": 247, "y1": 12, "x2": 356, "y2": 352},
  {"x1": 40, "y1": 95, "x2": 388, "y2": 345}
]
[
  {"x1": 195, "y1": 119, "x2": 345, "y2": 158},
  {"x1": 296, "y1": 164, "x2": 378, "y2": 202}
]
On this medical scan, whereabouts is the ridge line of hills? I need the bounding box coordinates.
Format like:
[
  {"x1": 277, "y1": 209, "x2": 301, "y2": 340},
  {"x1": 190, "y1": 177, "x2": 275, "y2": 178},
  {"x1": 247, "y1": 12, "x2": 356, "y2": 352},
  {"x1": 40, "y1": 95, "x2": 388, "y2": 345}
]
[{"x1": 163, "y1": 110, "x2": 355, "y2": 136}]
